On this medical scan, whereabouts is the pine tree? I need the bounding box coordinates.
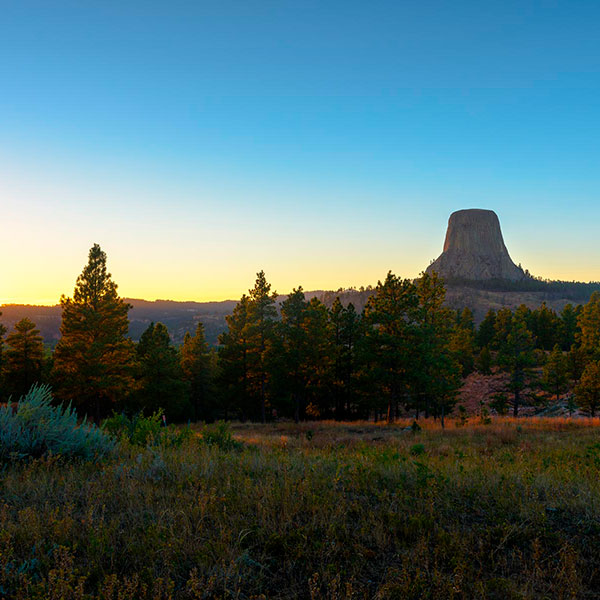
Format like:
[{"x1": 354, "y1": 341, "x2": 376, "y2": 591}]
[
  {"x1": 458, "y1": 307, "x2": 475, "y2": 332},
  {"x1": 449, "y1": 310, "x2": 476, "y2": 377},
  {"x1": 218, "y1": 294, "x2": 251, "y2": 420},
  {"x1": 277, "y1": 288, "x2": 320, "y2": 422},
  {"x1": 329, "y1": 299, "x2": 364, "y2": 420},
  {"x1": 542, "y1": 344, "x2": 569, "y2": 402},
  {"x1": 559, "y1": 304, "x2": 580, "y2": 350},
  {"x1": 364, "y1": 272, "x2": 420, "y2": 423},
  {"x1": 477, "y1": 310, "x2": 497, "y2": 349},
  {"x1": 52, "y1": 244, "x2": 136, "y2": 420},
  {"x1": 577, "y1": 292, "x2": 600, "y2": 359},
  {"x1": 414, "y1": 272, "x2": 462, "y2": 425},
  {"x1": 136, "y1": 322, "x2": 189, "y2": 420},
  {"x1": 475, "y1": 346, "x2": 493, "y2": 375},
  {"x1": 246, "y1": 271, "x2": 278, "y2": 423},
  {"x1": 530, "y1": 303, "x2": 560, "y2": 351},
  {"x1": 497, "y1": 314, "x2": 536, "y2": 416},
  {"x1": 181, "y1": 321, "x2": 214, "y2": 421},
  {"x1": 4, "y1": 318, "x2": 45, "y2": 398},
  {"x1": 567, "y1": 343, "x2": 586, "y2": 383},
  {"x1": 493, "y1": 308, "x2": 515, "y2": 350},
  {"x1": 576, "y1": 360, "x2": 600, "y2": 417}
]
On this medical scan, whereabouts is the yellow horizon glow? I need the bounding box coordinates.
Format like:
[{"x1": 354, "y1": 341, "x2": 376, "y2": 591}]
[{"x1": 4, "y1": 159, "x2": 600, "y2": 308}]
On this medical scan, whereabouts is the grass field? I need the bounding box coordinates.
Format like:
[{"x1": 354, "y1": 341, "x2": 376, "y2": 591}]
[{"x1": 2, "y1": 418, "x2": 600, "y2": 599}]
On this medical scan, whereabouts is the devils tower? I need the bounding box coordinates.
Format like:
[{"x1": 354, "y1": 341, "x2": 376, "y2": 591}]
[{"x1": 426, "y1": 209, "x2": 526, "y2": 281}]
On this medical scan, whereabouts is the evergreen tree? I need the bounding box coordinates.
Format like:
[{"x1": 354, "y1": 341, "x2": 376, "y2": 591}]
[
  {"x1": 458, "y1": 307, "x2": 475, "y2": 332},
  {"x1": 136, "y1": 322, "x2": 189, "y2": 420},
  {"x1": 364, "y1": 272, "x2": 420, "y2": 423},
  {"x1": 277, "y1": 289, "x2": 330, "y2": 422},
  {"x1": 576, "y1": 360, "x2": 600, "y2": 417},
  {"x1": 542, "y1": 344, "x2": 569, "y2": 402},
  {"x1": 414, "y1": 272, "x2": 462, "y2": 424},
  {"x1": 475, "y1": 346, "x2": 492, "y2": 375},
  {"x1": 530, "y1": 303, "x2": 560, "y2": 350},
  {"x1": 218, "y1": 295, "x2": 251, "y2": 420},
  {"x1": 181, "y1": 321, "x2": 214, "y2": 421},
  {"x1": 493, "y1": 308, "x2": 515, "y2": 350},
  {"x1": 4, "y1": 318, "x2": 44, "y2": 398},
  {"x1": 52, "y1": 244, "x2": 136, "y2": 420},
  {"x1": 577, "y1": 292, "x2": 600, "y2": 359},
  {"x1": 497, "y1": 314, "x2": 536, "y2": 416},
  {"x1": 559, "y1": 303, "x2": 580, "y2": 350},
  {"x1": 477, "y1": 310, "x2": 497, "y2": 349},
  {"x1": 449, "y1": 314, "x2": 476, "y2": 377},
  {"x1": 246, "y1": 271, "x2": 278, "y2": 423},
  {"x1": 303, "y1": 297, "x2": 331, "y2": 417},
  {"x1": 567, "y1": 343, "x2": 586, "y2": 383},
  {"x1": 329, "y1": 299, "x2": 364, "y2": 420}
]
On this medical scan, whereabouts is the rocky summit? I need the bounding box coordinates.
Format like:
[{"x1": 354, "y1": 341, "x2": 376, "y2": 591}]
[{"x1": 426, "y1": 209, "x2": 526, "y2": 281}]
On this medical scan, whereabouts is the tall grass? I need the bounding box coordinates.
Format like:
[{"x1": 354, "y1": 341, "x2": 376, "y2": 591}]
[{"x1": 1, "y1": 420, "x2": 600, "y2": 598}]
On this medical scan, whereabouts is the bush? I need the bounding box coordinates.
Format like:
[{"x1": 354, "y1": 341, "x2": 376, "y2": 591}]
[
  {"x1": 0, "y1": 384, "x2": 115, "y2": 461},
  {"x1": 103, "y1": 410, "x2": 192, "y2": 448},
  {"x1": 200, "y1": 421, "x2": 242, "y2": 451},
  {"x1": 103, "y1": 410, "x2": 163, "y2": 446},
  {"x1": 410, "y1": 443, "x2": 425, "y2": 456}
]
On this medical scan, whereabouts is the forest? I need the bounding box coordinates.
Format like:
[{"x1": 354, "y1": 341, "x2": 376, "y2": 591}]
[{"x1": 2, "y1": 243, "x2": 600, "y2": 425}]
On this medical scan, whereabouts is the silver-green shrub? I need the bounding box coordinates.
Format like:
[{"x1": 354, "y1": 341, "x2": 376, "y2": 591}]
[{"x1": 0, "y1": 384, "x2": 115, "y2": 461}]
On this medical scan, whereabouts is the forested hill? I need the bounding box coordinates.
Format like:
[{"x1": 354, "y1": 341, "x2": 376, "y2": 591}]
[
  {"x1": 0, "y1": 294, "x2": 336, "y2": 347},
  {"x1": 2, "y1": 279, "x2": 599, "y2": 347}
]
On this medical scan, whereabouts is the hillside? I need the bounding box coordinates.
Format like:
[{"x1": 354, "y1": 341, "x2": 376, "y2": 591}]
[{"x1": 2, "y1": 279, "x2": 599, "y2": 346}]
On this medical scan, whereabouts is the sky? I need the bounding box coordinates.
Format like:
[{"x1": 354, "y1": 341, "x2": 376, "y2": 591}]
[{"x1": 2, "y1": 0, "x2": 600, "y2": 304}]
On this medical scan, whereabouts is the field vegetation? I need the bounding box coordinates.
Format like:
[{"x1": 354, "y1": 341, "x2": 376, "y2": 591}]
[{"x1": 2, "y1": 418, "x2": 600, "y2": 599}]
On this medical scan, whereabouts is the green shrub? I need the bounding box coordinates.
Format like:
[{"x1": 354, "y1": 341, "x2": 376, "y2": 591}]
[
  {"x1": 0, "y1": 384, "x2": 115, "y2": 461},
  {"x1": 410, "y1": 443, "x2": 425, "y2": 456},
  {"x1": 103, "y1": 410, "x2": 192, "y2": 448},
  {"x1": 200, "y1": 421, "x2": 242, "y2": 451},
  {"x1": 103, "y1": 410, "x2": 163, "y2": 446}
]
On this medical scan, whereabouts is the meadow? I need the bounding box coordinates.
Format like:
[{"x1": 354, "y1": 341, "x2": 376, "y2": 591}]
[{"x1": 2, "y1": 418, "x2": 600, "y2": 599}]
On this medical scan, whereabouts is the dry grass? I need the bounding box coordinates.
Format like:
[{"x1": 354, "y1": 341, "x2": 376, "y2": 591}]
[{"x1": 2, "y1": 419, "x2": 600, "y2": 599}]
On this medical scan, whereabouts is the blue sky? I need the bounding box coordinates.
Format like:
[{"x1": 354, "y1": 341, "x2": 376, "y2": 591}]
[{"x1": 2, "y1": 1, "x2": 600, "y2": 303}]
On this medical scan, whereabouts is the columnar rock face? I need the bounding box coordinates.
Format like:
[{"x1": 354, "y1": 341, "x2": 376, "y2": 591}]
[{"x1": 426, "y1": 209, "x2": 526, "y2": 281}]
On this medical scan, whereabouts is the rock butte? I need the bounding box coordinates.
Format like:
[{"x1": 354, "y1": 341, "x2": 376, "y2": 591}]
[{"x1": 426, "y1": 209, "x2": 526, "y2": 281}]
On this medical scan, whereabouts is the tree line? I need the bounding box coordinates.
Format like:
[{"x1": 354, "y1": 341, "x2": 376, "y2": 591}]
[{"x1": 3, "y1": 244, "x2": 600, "y2": 422}]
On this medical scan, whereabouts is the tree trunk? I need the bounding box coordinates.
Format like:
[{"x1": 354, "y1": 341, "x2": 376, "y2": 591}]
[
  {"x1": 294, "y1": 391, "x2": 300, "y2": 424},
  {"x1": 260, "y1": 372, "x2": 266, "y2": 424}
]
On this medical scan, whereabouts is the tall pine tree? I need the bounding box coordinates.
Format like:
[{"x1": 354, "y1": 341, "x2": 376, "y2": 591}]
[
  {"x1": 181, "y1": 321, "x2": 214, "y2": 421},
  {"x1": 4, "y1": 318, "x2": 45, "y2": 398},
  {"x1": 246, "y1": 271, "x2": 278, "y2": 423},
  {"x1": 52, "y1": 244, "x2": 136, "y2": 420},
  {"x1": 136, "y1": 322, "x2": 190, "y2": 421},
  {"x1": 364, "y1": 272, "x2": 420, "y2": 423},
  {"x1": 218, "y1": 295, "x2": 251, "y2": 420}
]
